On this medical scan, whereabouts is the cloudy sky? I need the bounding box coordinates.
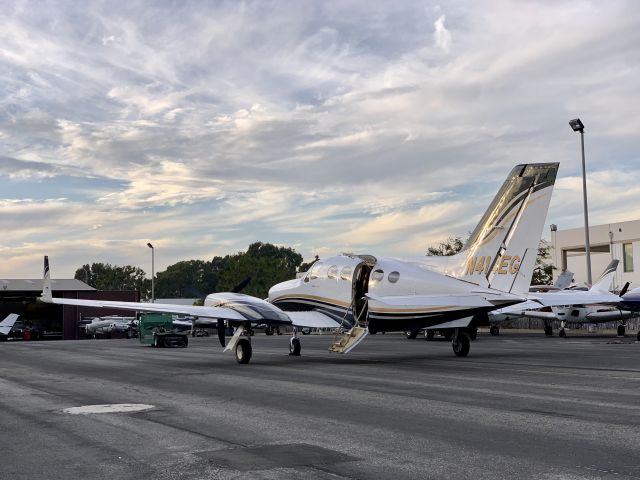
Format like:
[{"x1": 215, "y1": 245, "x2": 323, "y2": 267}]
[{"x1": 1, "y1": 0, "x2": 639, "y2": 278}]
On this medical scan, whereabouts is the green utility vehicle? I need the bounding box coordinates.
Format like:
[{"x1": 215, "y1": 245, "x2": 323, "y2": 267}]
[{"x1": 138, "y1": 314, "x2": 189, "y2": 348}]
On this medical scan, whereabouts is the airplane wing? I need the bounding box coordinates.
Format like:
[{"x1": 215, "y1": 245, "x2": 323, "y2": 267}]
[
  {"x1": 40, "y1": 257, "x2": 290, "y2": 324},
  {"x1": 0, "y1": 314, "x2": 20, "y2": 336},
  {"x1": 527, "y1": 291, "x2": 622, "y2": 307}
]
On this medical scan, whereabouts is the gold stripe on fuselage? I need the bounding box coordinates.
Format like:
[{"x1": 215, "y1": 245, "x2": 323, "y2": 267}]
[
  {"x1": 369, "y1": 305, "x2": 473, "y2": 314},
  {"x1": 271, "y1": 294, "x2": 351, "y2": 309}
]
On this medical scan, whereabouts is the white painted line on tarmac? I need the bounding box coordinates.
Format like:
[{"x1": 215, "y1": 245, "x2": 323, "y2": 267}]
[{"x1": 62, "y1": 403, "x2": 155, "y2": 414}]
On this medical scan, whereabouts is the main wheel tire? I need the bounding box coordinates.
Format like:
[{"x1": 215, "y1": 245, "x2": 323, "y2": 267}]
[
  {"x1": 182, "y1": 336, "x2": 189, "y2": 348},
  {"x1": 637, "y1": 331, "x2": 640, "y2": 341},
  {"x1": 490, "y1": 326, "x2": 499, "y2": 336},
  {"x1": 153, "y1": 335, "x2": 162, "y2": 348},
  {"x1": 559, "y1": 329, "x2": 566, "y2": 338},
  {"x1": 289, "y1": 337, "x2": 301, "y2": 356},
  {"x1": 265, "y1": 327, "x2": 274, "y2": 336},
  {"x1": 235, "y1": 338, "x2": 252, "y2": 364},
  {"x1": 452, "y1": 331, "x2": 470, "y2": 357},
  {"x1": 544, "y1": 325, "x2": 553, "y2": 336},
  {"x1": 617, "y1": 325, "x2": 626, "y2": 337},
  {"x1": 425, "y1": 330, "x2": 435, "y2": 341},
  {"x1": 405, "y1": 330, "x2": 419, "y2": 340}
]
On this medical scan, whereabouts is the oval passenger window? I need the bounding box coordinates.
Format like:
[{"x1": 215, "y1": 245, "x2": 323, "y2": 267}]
[
  {"x1": 388, "y1": 271, "x2": 400, "y2": 283},
  {"x1": 340, "y1": 266, "x2": 352, "y2": 281},
  {"x1": 371, "y1": 269, "x2": 384, "y2": 282}
]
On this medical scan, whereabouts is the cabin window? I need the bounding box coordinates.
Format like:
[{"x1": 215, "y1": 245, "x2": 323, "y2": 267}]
[
  {"x1": 327, "y1": 265, "x2": 338, "y2": 280},
  {"x1": 623, "y1": 243, "x2": 634, "y2": 272},
  {"x1": 371, "y1": 269, "x2": 384, "y2": 282},
  {"x1": 309, "y1": 262, "x2": 323, "y2": 280},
  {"x1": 340, "y1": 266, "x2": 352, "y2": 281},
  {"x1": 388, "y1": 271, "x2": 400, "y2": 283}
]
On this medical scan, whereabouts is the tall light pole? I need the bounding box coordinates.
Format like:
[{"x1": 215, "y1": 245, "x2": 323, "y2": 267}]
[
  {"x1": 147, "y1": 242, "x2": 155, "y2": 303},
  {"x1": 569, "y1": 118, "x2": 592, "y2": 285}
]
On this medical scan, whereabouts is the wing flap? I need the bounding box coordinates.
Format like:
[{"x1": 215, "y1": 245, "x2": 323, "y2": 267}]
[{"x1": 287, "y1": 311, "x2": 344, "y2": 329}]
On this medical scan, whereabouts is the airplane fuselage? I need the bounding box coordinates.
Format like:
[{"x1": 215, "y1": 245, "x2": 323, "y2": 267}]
[{"x1": 268, "y1": 254, "x2": 522, "y2": 333}]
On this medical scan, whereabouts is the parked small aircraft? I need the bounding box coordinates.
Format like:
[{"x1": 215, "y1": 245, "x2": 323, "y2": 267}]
[
  {"x1": 490, "y1": 260, "x2": 632, "y2": 336},
  {"x1": 0, "y1": 314, "x2": 20, "y2": 340},
  {"x1": 83, "y1": 316, "x2": 138, "y2": 337},
  {"x1": 39, "y1": 162, "x2": 618, "y2": 364}
]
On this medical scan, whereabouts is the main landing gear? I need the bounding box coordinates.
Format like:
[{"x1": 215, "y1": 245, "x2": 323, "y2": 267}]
[
  {"x1": 235, "y1": 338, "x2": 252, "y2": 364},
  {"x1": 289, "y1": 335, "x2": 302, "y2": 356},
  {"x1": 452, "y1": 329, "x2": 470, "y2": 357},
  {"x1": 490, "y1": 325, "x2": 500, "y2": 336}
]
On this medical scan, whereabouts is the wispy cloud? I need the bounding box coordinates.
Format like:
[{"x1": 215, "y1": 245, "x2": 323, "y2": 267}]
[{"x1": 1, "y1": 1, "x2": 639, "y2": 277}]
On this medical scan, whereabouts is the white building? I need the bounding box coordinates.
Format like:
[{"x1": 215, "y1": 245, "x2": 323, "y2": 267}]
[{"x1": 551, "y1": 219, "x2": 640, "y2": 289}]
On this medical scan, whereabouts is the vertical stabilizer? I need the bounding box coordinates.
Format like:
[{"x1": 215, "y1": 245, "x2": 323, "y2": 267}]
[
  {"x1": 41, "y1": 256, "x2": 52, "y2": 302},
  {"x1": 589, "y1": 260, "x2": 619, "y2": 293},
  {"x1": 451, "y1": 163, "x2": 559, "y2": 294},
  {"x1": 0, "y1": 313, "x2": 20, "y2": 335}
]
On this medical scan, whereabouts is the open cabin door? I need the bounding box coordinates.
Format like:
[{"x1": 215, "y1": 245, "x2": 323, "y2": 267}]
[{"x1": 351, "y1": 255, "x2": 376, "y2": 326}]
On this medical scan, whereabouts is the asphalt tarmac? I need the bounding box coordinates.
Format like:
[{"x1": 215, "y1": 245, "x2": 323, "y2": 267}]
[{"x1": 1, "y1": 331, "x2": 639, "y2": 480}]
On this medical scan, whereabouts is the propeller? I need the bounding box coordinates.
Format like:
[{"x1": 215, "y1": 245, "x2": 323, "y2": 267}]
[
  {"x1": 619, "y1": 282, "x2": 630, "y2": 297},
  {"x1": 231, "y1": 276, "x2": 251, "y2": 293}
]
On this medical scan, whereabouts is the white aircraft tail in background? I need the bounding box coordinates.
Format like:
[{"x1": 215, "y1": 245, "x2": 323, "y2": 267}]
[{"x1": 0, "y1": 314, "x2": 20, "y2": 338}]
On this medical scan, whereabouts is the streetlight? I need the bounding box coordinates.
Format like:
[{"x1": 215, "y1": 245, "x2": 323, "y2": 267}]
[
  {"x1": 147, "y1": 242, "x2": 154, "y2": 303},
  {"x1": 569, "y1": 118, "x2": 592, "y2": 285},
  {"x1": 550, "y1": 224, "x2": 558, "y2": 276}
]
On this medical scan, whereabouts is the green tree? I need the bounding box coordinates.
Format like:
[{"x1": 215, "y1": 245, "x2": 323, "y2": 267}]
[
  {"x1": 217, "y1": 242, "x2": 303, "y2": 298},
  {"x1": 154, "y1": 258, "x2": 224, "y2": 298},
  {"x1": 74, "y1": 263, "x2": 151, "y2": 299},
  {"x1": 427, "y1": 236, "x2": 465, "y2": 256},
  {"x1": 298, "y1": 255, "x2": 319, "y2": 273},
  {"x1": 531, "y1": 240, "x2": 554, "y2": 285}
]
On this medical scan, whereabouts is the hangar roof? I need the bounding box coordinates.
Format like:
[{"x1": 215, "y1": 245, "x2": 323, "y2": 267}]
[{"x1": 0, "y1": 279, "x2": 95, "y2": 292}]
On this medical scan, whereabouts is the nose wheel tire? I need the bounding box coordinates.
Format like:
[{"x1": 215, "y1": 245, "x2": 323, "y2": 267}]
[
  {"x1": 617, "y1": 325, "x2": 626, "y2": 337},
  {"x1": 405, "y1": 330, "x2": 419, "y2": 340},
  {"x1": 559, "y1": 329, "x2": 566, "y2": 338},
  {"x1": 289, "y1": 337, "x2": 301, "y2": 356},
  {"x1": 425, "y1": 330, "x2": 435, "y2": 341},
  {"x1": 235, "y1": 338, "x2": 252, "y2": 364},
  {"x1": 490, "y1": 326, "x2": 499, "y2": 336},
  {"x1": 544, "y1": 325, "x2": 553, "y2": 336}
]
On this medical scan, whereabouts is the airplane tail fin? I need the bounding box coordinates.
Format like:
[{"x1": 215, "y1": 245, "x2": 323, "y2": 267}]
[
  {"x1": 0, "y1": 313, "x2": 20, "y2": 336},
  {"x1": 41, "y1": 256, "x2": 53, "y2": 302},
  {"x1": 554, "y1": 270, "x2": 574, "y2": 290},
  {"x1": 450, "y1": 163, "x2": 559, "y2": 294},
  {"x1": 589, "y1": 260, "x2": 619, "y2": 293}
]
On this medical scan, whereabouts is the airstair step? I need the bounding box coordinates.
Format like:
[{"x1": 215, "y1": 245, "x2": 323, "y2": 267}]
[{"x1": 328, "y1": 326, "x2": 369, "y2": 354}]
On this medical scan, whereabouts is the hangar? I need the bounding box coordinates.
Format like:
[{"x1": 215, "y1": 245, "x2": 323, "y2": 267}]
[
  {"x1": 551, "y1": 219, "x2": 640, "y2": 289},
  {"x1": 0, "y1": 278, "x2": 139, "y2": 340}
]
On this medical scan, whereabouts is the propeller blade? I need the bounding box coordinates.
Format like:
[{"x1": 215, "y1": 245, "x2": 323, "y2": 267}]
[
  {"x1": 231, "y1": 276, "x2": 252, "y2": 293},
  {"x1": 217, "y1": 319, "x2": 226, "y2": 347},
  {"x1": 620, "y1": 282, "x2": 630, "y2": 297}
]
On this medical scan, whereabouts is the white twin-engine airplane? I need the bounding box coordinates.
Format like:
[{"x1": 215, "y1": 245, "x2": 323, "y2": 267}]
[{"x1": 41, "y1": 162, "x2": 592, "y2": 364}]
